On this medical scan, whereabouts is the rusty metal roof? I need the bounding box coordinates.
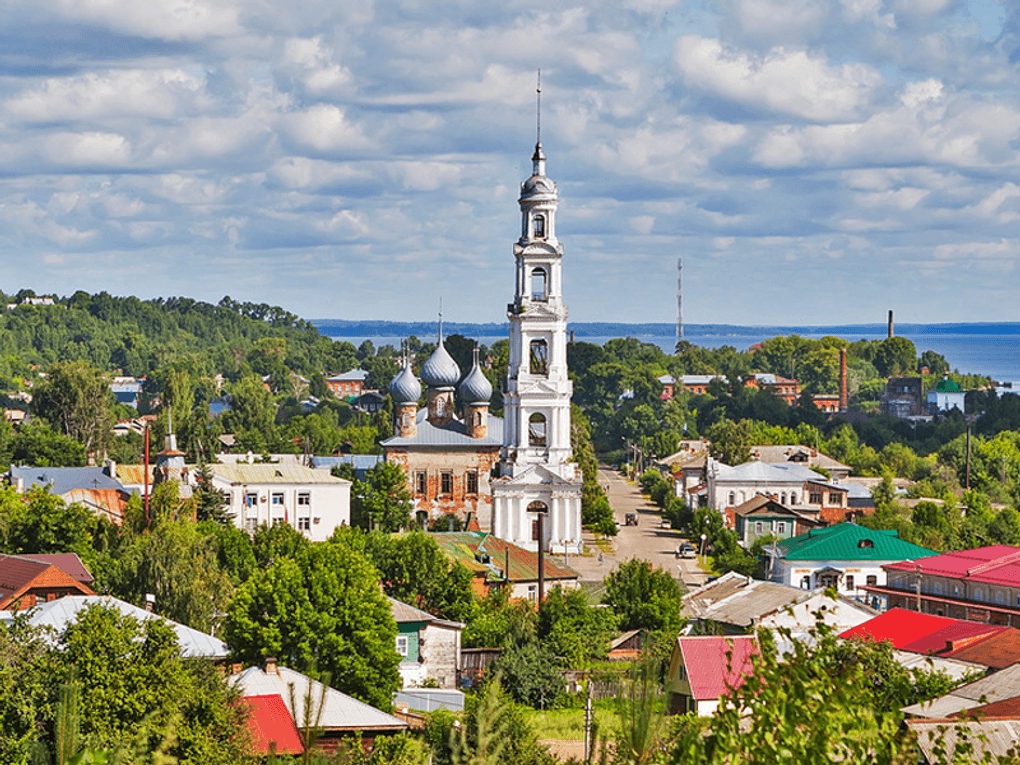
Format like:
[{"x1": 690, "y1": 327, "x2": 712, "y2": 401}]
[
  {"x1": 947, "y1": 628, "x2": 1020, "y2": 669},
  {"x1": 430, "y1": 531, "x2": 578, "y2": 583},
  {"x1": 909, "y1": 718, "x2": 1020, "y2": 763}
]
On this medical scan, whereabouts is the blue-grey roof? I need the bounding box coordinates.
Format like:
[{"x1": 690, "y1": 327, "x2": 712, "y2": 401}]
[
  {"x1": 311, "y1": 454, "x2": 384, "y2": 479},
  {"x1": 10, "y1": 465, "x2": 124, "y2": 495},
  {"x1": 4, "y1": 595, "x2": 228, "y2": 658},
  {"x1": 382, "y1": 410, "x2": 503, "y2": 448}
]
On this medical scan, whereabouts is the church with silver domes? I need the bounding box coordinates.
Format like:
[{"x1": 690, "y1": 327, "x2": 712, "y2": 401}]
[{"x1": 383, "y1": 138, "x2": 583, "y2": 554}]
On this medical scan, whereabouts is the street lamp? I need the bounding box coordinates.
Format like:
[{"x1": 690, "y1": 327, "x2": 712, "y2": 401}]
[{"x1": 700, "y1": 533, "x2": 707, "y2": 557}]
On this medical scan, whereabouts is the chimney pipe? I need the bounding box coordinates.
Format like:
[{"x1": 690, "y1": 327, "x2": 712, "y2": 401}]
[
  {"x1": 144, "y1": 592, "x2": 156, "y2": 612},
  {"x1": 265, "y1": 656, "x2": 278, "y2": 675},
  {"x1": 888, "y1": 310, "x2": 894, "y2": 339},
  {"x1": 105, "y1": 458, "x2": 117, "y2": 480},
  {"x1": 839, "y1": 348, "x2": 848, "y2": 411}
]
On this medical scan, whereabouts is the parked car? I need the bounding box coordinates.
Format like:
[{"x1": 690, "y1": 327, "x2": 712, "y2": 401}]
[
  {"x1": 625, "y1": 512, "x2": 638, "y2": 526},
  {"x1": 677, "y1": 543, "x2": 696, "y2": 559},
  {"x1": 661, "y1": 518, "x2": 672, "y2": 529}
]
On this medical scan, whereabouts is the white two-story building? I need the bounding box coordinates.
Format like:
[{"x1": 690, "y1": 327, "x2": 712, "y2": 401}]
[{"x1": 209, "y1": 463, "x2": 351, "y2": 542}]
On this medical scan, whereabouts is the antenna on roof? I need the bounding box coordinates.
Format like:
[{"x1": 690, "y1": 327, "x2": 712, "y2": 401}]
[{"x1": 438, "y1": 298, "x2": 444, "y2": 343}]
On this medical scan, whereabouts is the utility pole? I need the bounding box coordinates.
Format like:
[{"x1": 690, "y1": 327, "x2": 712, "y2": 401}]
[
  {"x1": 583, "y1": 680, "x2": 594, "y2": 762},
  {"x1": 915, "y1": 564, "x2": 922, "y2": 612},
  {"x1": 675, "y1": 256, "x2": 683, "y2": 351}
]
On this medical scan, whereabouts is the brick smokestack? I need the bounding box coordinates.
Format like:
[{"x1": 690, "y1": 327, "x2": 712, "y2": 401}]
[
  {"x1": 839, "y1": 348, "x2": 848, "y2": 411},
  {"x1": 888, "y1": 310, "x2": 894, "y2": 339}
]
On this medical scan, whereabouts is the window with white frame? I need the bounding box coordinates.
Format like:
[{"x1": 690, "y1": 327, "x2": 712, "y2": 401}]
[
  {"x1": 396, "y1": 635, "x2": 409, "y2": 657},
  {"x1": 776, "y1": 521, "x2": 786, "y2": 535},
  {"x1": 298, "y1": 492, "x2": 311, "y2": 508},
  {"x1": 271, "y1": 492, "x2": 284, "y2": 506},
  {"x1": 298, "y1": 516, "x2": 310, "y2": 532},
  {"x1": 527, "y1": 584, "x2": 538, "y2": 601}
]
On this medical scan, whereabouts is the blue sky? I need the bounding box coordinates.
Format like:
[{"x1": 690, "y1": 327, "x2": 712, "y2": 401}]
[{"x1": 0, "y1": 0, "x2": 1017, "y2": 326}]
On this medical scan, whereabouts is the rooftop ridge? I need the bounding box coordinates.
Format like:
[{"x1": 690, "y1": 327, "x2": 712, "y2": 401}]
[{"x1": 967, "y1": 549, "x2": 1020, "y2": 577}]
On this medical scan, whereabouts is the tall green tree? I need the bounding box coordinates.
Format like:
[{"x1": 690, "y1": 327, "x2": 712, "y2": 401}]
[
  {"x1": 350, "y1": 462, "x2": 413, "y2": 532},
  {"x1": 32, "y1": 361, "x2": 116, "y2": 454},
  {"x1": 224, "y1": 536, "x2": 401, "y2": 710},
  {"x1": 602, "y1": 559, "x2": 685, "y2": 643},
  {"x1": 61, "y1": 602, "x2": 247, "y2": 764}
]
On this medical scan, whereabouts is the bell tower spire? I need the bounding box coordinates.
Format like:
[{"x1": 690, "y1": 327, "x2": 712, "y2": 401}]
[{"x1": 491, "y1": 89, "x2": 583, "y2": 556}]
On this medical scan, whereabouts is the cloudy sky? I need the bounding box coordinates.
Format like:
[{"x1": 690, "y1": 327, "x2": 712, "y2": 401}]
[{"x1": 1, "y1": 0, "x2": 1017, "y2": 326}]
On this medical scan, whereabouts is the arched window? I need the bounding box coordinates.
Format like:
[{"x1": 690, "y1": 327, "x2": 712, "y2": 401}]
[
  {"x1": 475, "y1": 411, "x2": 483, "y2": 427},
  {"x1": 528, "y1": 413, "x2": 547, "y2": 447},
  {"x1": 529, "y1": 339, "x2": 548, "y2": 375},
  {"x1": 780, "y1": 492, "x2": 787, "y2": 505},
  {"x1": 533, "y1": 214, "x2": 545, "y2": 238},
  {"x1": 791, "y1": 493, "x2": 798, "y2": 504},
  {"x1": 728, "y1": 492, "x2": 735, "y2": 506},
  {"x1": 531, "y1": 268, "x2": 547, "y2": 301},
  {"x1": 528, "y1": 501, "x2": 548, "y2": 541}
]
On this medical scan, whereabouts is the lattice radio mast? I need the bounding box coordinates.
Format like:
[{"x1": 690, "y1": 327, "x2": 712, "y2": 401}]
[{"x1": 675, "y1": 256, "x2": 684, "y2": 350}]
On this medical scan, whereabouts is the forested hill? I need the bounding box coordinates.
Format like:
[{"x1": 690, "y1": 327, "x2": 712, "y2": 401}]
[
  {"x1": 313, "y1": 319, "x2": 1020, "y2": 338},
  {"x1": 0, "y1": 291, "x2": 356, "y2": 380}
]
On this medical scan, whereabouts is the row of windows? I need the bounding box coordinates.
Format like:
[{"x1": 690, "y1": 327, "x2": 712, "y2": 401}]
[
  {"x1": 752, "y1": 520, "x2": 787, "y2": 535},
  {"x1": 414, "y1": 471, "x2": 480, "y2": 496},
  {"x1": 801, "y1": 574, "x2": 877, "y2": 590},
  {"x1": 245, "y1": 491, "x2": 311, "y2": 507}
]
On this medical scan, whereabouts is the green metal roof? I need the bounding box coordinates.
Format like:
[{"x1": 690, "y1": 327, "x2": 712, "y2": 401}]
[
  {"x1": 777, "y1": 523, "x2": 939, "y2": 562},
  {"x1": 934, "y1": 378, "x2": 962, "y2": 393}
]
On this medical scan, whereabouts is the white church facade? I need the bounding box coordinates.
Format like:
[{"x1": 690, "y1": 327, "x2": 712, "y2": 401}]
[{"x1": 490, "y1": 140, "x2": 584, "y2": 555}]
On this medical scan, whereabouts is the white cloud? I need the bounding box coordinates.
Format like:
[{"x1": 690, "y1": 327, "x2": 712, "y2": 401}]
[
  {"x1": 6, "y1": 70, "x2": 206, "y2": 123},
  {"x1": 280, "y1": 104, "x2": 371, "y2": 154},
  {"x1": 674, "y1": 36, "x2": 882, "y2": 122},
  {"x1": 52, "y1": 0, "x2": 241, "y2": 39}
]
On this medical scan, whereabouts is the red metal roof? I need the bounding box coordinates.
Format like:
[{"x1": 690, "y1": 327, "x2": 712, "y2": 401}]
[
  {"x1": 19, "y1": 554, "x2": 94, "y2": 585},
  {"x1": 885, "y1": 546, "x2": 1020, "y2": 587},
  {"x1": 240, "y1": 695, "x2": 304, "y2": 755},
  {"x1": 900, "y1": 621, "x2": 1007, "y2": 656},
  {"x1": 678, "y1": 635, "x2": 759, "y2": 701},
  {"x1": 0, "y1": 556, "x2": 49, "y2": 600},
  {"x1": 839, "y1": 608, "x2": 960, "y2": 648}
]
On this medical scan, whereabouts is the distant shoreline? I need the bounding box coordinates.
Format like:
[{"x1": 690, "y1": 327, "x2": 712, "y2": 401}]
[{"x1": 311, "y1": 319, "x2": 1020, "y2": 338}]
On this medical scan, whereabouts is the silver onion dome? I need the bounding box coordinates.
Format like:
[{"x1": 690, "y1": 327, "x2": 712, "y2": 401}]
[
  {"x1": 389, "y1": 363, "x2": 421, "y2": 404},
  {"x1": 421, "y1": 341, "x2": 461, "y2": 389},
  {"x1": 459, "y1": 351, "x2": 492, "y2": 404}
]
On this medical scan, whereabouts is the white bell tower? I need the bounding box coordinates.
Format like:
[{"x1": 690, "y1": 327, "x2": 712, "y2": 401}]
[{"x1": 491, "y1": 91, "x2": 583, "y2": 555}]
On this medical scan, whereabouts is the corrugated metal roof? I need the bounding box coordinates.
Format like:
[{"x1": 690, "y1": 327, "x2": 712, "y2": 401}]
[
  {"x1": 840, "y1": 609, "x2": 961, "y2": 648},
  {"x1": 778, "y1": 523, "x2": 938, "y2": 562},
  {"x1": 910, "y1": 717, "x2": 1020, "y2": 762},
  {"x1": 240, "y1": 695, "x2": 304, "y2": 755},
  {"x1": 892, "y1": 650, "x2": 984, "y2": 682},
  {"x1": 682, "y1": 572, "x2": 806, "y2": 626},
  {"x1": 430, "y1": 531, "x2": 579, "y2": 583},
  {"x1": 388, "y1": 597, "x2": 436, "y2": 624},
  {"x1": 677, "y1": 635, "x2": 759, "y2": 700},
  {"x1": 14, "y1": 553, "x2": 93, "y2": 584},
  {"x1": 885, "y1": 545, "x2": 1020, "y2": 588},
  {"x1": 0, "y1": 555, "x2": 49, "y2": 599},
  {"x1": 902, "y1": 663, "x2": 1020, "y2": 718},
  {"x1": 748, "y1": 445, "x2": 851, "y2": 473},
  {"x1": 947, "y1": 629, "x2": 1020, "y2": 669},
  {"x1": 382, "y1": 410, "x2": 503, "y2": 448},
  {"x1": 15, "y1": 595, "x2": 228, "y2": 658},
  {"x1": 327, "y1": 369, "x2": 368, "y2": 382},
  {"x1": 231, "y1": 665, "x2": 406, "y2": 731},
  {"x1": 209, "y1": 464, "x2": 350, "y2": 485},
  {"x1": 10, "y1": 465, "x2": 123, "y2": 495}
]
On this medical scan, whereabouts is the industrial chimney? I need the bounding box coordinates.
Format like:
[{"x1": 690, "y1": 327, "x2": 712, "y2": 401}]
[{"x1": 888, "y1": 310, "x2": 894, "y2": 339}]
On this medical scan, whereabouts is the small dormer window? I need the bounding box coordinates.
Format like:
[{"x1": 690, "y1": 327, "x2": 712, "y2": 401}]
[
  {"x1": 857, "y1": 539, "x2": 874, "y2": 548},
  {"x1": 533, "y1": 214, "x2": 545, "y2": 238}
]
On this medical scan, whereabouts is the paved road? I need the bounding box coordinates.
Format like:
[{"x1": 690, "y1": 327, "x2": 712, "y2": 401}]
[{"x1": 566, "y1": 466, "x2": 708, "y2": 590}]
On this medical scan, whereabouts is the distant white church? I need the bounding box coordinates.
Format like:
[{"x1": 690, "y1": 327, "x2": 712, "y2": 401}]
[{"x1": 490, "y1": 140, "x2": 584, "y2": 555}]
